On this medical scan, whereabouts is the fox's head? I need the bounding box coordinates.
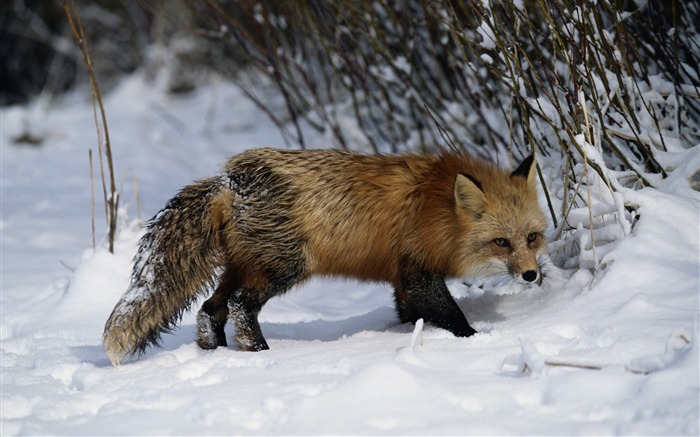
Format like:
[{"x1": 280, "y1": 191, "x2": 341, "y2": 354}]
[{"x1": 454, "y1": 155, "x2": 548, "y2": 285}]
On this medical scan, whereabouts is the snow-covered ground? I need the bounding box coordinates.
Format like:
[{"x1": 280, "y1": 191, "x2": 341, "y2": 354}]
[{"x1": 2, "y1": 74, "x2": 698, "y2": 435}]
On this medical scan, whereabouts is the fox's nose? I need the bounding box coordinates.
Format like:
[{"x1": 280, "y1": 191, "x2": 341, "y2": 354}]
[{"x1": 522, "y1": 270, "x2": 540, "y2": 284}]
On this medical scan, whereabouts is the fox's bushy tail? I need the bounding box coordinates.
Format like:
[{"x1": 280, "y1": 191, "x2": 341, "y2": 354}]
[{"x1": 103, "y1": 176, "x2": 229, "y2": 366}]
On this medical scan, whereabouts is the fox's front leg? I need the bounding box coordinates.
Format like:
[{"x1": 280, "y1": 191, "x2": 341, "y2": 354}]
[{"x1": 396, "y1": 259, "x2": 477, "y2": 338}]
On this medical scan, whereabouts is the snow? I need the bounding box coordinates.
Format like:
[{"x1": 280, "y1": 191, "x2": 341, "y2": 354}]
[{"x1": 2, "y1": 73, "x2": 699, "y2": 435}]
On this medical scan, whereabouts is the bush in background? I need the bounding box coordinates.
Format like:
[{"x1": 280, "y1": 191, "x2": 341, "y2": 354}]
[{"x1": 183, "y1": 0, "x2": 698, "y2": 159}]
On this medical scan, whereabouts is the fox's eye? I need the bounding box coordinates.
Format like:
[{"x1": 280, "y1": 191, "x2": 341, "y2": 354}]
[
  {"x1": 494, "y1": 238, "x2": 510, "y2": 248},
  {"x1": 527, "y1": 232, "x2": 539, "y2": 243}
]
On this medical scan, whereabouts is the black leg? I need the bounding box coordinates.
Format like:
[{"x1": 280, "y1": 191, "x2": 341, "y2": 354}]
[
  {"x1": 228, "y1": 289, "x2": 270, "y2": 351},
  {"x1": 397, "y1": 258, "x2": 477, "y2": 338},
  {"x1": 196, "y1": 269, "x2": 240, "y2": 349},
  {"x1": 227, "y1": 270, "x2": 303, "y2": 351},
  {"x1": 393, "y1": 285, "x2": 422, "y2": 324}
]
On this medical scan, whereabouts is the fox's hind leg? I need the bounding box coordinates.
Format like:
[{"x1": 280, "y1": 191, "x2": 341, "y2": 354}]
[
  {"x1": 228, "y1": 290, "x2": 269, "y2": 352},
  {"x1": 228, "y1": 271, "x2": 302, "y2": 351},
  {"x1": 197, "y1": 268, "x2": 240, "y2": 349}
]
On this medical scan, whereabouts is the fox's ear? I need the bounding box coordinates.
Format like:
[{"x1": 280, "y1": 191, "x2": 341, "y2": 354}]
[
  {"x1": 511, "y1": 155, "x2": 537, "y2": 190},
  {"x1": 454, "y1": 173, "x2": 486, "y2": 215}
]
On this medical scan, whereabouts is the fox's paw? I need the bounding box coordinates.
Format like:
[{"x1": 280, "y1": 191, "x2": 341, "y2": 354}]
[
  {"x1": 233, "y1": 333, "x2": 270, "y2": 352},
  {"x1": 196, "y1": 309, "x2": 227, "y2": 349}
]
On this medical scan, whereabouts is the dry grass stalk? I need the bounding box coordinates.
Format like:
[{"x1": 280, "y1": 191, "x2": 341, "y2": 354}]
[{"x1": 61, "y1": 0, "x2": 119, "y2": 253}]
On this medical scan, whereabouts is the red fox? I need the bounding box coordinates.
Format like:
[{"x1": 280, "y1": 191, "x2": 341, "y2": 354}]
[{"x1": 103, "y1": 148, "x2": 547, "y2": 365}]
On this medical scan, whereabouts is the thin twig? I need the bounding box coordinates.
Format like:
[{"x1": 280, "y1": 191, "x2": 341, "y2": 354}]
[
  {"x1": 89, "y1": 149, "x2": 95, "y2": 249},
  {"x1": 424, "y1": 104, "x2": 459, "y2": 153},
  {"x1": 62, "y1": 0, "x2": 118, "y2": 253},
  {"x1": 544, "y1": 360, "x2": 602, "y2": 371}
]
